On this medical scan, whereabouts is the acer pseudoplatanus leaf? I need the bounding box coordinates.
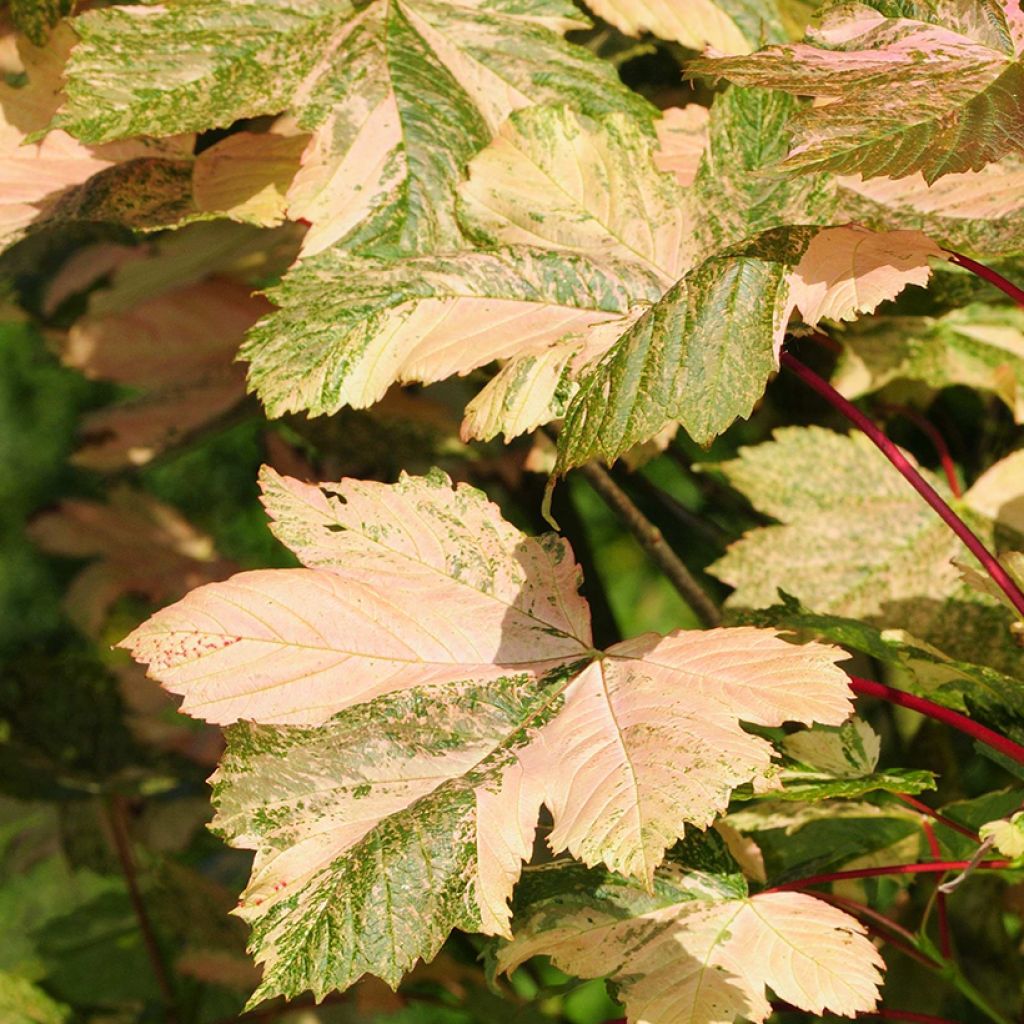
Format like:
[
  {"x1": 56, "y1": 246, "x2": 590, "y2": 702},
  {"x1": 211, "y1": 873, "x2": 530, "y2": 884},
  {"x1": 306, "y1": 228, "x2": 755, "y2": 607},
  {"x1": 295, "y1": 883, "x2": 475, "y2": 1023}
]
[
  {"x1": 498, "y1": 835, "x2": 883, "y2": 1024},
  {"x1": 689, "y1": 0, "x2": 1024, "y2": 183},
  {"x1": 121, "y1": 468, "x2": 857, "y2": 1005},
  {"x1": 53, "y1": 0, "x2": 651, "y2": 254}
]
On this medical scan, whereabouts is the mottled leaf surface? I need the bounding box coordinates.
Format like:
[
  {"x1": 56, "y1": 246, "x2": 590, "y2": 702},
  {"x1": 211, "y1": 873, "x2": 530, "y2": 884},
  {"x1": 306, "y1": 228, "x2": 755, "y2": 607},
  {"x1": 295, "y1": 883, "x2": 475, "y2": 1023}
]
[
  {"x1": 690, "y1": 0, "x2": 1024, "y2": 182},
  {"x1": 54, "y1": 0, "x2": 650, "y2": 253},
  {"x1": 833, "y1": 304, "x2": 1024, "y2": 422},
  {"x1": 124, "y1": 469, "x2": 854, "y2": 1000},
  {"x1": 711, "y1": 433, "x2": 1024, "y2": 676},
  {"x1": 498, "y1": 848, "x2": 883, "y2": 1024}
]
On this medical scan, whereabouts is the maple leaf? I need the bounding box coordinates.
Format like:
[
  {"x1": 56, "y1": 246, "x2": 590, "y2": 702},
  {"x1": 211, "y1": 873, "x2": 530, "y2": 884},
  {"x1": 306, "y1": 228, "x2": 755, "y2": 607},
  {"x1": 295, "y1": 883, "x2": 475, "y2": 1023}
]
[
  {"x1": 554, "y1": 225, "x2": 939, "y2": 471},
  {"x1": 0, "y1": 25, "x2": 196, "y2": 252},
  {"x1": 835, "y1": 156, "x2": 1024, "y2": 258},
  {"x1": 653, "y1": 106, "x2": 710, "y2": 188},
  {"x1": 689, "y1": 0, "x2": 1024, "y2": 183},
  {"x1": 709, "y1": 428, "x2": 1024, "y2": 677},
  {"x1": 28, "y1": 487, "x2": 234, "y2": 637},
  {"x1": 59, "y1": 222, "x2": 295, "y2": 469},
  {"x1": 497, "y1": 841, "x2": 883, "y2": 1024},
  {"x1": 53, "y1": 0, "x2": 650, "y2": 255},
  {"x1": 832, "y1": 304, "x2": 1024, "y2": 422},
  {"x1": 242, "y1": 104, "x2": 680, "y2": 427},
  {"x1": 581, "y1": 0, "x2": 772, "y2": 54},
  {"x1": 121, "y1": 468, "x2": 853, "y2": 1000}
]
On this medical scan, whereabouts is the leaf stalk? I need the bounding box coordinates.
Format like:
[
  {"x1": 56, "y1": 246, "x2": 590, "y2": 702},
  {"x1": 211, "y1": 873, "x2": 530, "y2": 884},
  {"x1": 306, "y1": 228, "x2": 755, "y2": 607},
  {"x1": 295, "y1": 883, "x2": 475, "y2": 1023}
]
[{"x1": 780, "y1": 352, "x2": 1024, "y2": 620}]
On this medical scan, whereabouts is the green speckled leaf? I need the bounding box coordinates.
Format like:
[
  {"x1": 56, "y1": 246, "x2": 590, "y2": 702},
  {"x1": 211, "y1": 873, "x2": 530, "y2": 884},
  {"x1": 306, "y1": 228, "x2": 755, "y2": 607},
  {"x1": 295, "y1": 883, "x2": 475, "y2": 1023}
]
[
  {"x1": 832, "y1": 304, "x2": 1024, "y2": 421},
  {"x1": 498, "y1": 841, "x2": 883, "y2": 1024},
  {"x1": 241, "y1": 245, "x2": 663, "y2": 418},
  {"x1": 552, "y1": 84, "x2": 843, "y2": 468},
  {"x1": 554, "y1": 245, "x2": 793, "y2": 467},
  {"x1": 8, "y1": 0, "x2": 72, "y2": 44},
  {"x1": 212, "y1": 675, "x2": 562, "y2": 1004},
  {"x1": 689, "y1": 0, "x2": 1024, "y2": 183},
  {"x1": 124, "y1": 469, "x2": 855, "y2": 1002},
  {"x1": 710, "y1": 428, "x2": 1024, "y2": 677},
  {"x1": 54, "y1": 0, "x2": 652, "y2": 253}
]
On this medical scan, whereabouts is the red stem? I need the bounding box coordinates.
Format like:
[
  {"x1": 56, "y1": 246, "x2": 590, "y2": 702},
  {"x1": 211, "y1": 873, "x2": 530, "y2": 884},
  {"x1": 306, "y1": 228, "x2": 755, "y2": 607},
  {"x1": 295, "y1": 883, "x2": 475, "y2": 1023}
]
[
  {"x1": 849, "y1": 676, "x2": 1024, "y2": 766},
  {"x1": 948, "y1": 251, "x2": 1024, "y2": 308},
  {"x1": 877, "y1": 404, "x2": 961, "y2": 498},
  {"x1": 781, "y1": 352, "x2": 1024, "y2": 620},
  {"x1": 921, "y1": 821, "x2": 953, "y2": 958},
  {"x1": 768, "y1": 860, "x2": 1010, "y2": 892},
  {"x1": 893, "y1": 794, "x2": 979, "y2": 843}
]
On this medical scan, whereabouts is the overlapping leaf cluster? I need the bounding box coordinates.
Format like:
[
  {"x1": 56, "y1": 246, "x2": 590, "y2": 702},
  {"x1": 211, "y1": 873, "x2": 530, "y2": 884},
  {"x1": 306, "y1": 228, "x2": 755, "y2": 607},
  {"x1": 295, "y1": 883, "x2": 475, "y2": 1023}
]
[{"x1": 2, "y1": 0, "x2": 1024, "y2": 1018}]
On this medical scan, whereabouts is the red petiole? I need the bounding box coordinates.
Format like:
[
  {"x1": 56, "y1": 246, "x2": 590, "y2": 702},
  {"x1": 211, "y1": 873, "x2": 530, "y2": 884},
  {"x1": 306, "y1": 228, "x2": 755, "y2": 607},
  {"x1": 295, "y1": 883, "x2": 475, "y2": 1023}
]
[
  {"x1": 781, "y1": 352, "x2": 1024, "y2": 620},
  {"x1": 848, "y1": 677, "x2": 1024, "y2": 766},
  {"x1": 947, "y1": 251, "x2": 1024, "y2": 308},
  {"x1": 767, "y1": 859, "x2": 1010, "y2": 892}
]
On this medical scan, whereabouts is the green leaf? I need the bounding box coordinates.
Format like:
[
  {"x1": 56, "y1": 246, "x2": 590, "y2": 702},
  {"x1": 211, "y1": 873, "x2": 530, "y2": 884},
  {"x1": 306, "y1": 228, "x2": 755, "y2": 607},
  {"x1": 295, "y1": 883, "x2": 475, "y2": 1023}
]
[
  {"x1": 0, "y1": 972, "x2": 69, "y2": 1024},
  {"x1": 7, "y1": 0, "x2": 72, "y2": 44},
  {"x1": 832, "y1": 304, "x2": 1024, "y2": 422},
  {"x1": 55, "y1": 0, "x2": 651, "y2": 253},
  {"x1": 689, "y1": 0, "x2": 1024, "y2": 183},
  {"x1": 554, "y1": 241, "x2": 794, "y2": 465},
  {"x1": 709, "y1": 427, "x2": 1024, "y2": 677}
]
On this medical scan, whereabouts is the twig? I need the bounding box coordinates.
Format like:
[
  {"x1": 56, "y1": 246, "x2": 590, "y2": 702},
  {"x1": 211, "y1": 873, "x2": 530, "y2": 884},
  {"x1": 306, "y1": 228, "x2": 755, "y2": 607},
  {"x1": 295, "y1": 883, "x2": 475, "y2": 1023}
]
[
  {"x1": 104, "y1": 795, "x2": 179, "y2": 1022},
  {"x1": 876, "y1": 403, "x2": 962, "y2": 498},
  {"x1": 849, "y1": 677, "x2": 1024, "y2": 767},
  {"x1": 781, "y1": 353, "x2": 1024, "y2": 620},
  {"x1": 576, "y1": 460, "x2": 722, "y2": 627},
  {"x1": 938, "y1": 836, "x2": 997, "y2": 894},
  {"x1": 920, "y1": 821, "x2": 952, "y2": 957}
]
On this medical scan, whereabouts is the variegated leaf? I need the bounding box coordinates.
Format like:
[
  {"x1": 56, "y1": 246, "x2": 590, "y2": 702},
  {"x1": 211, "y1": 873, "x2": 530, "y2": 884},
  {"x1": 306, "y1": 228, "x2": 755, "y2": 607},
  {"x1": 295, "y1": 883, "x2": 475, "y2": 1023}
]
[
  {"x1": 122, "y1": 468, "x2": 593, "y2": 725},
  {"x1": 832, "y1": 304, "x2": 1024, "y2": 422},
  {"x1": 836, "y1": 157, "x2": 1024, "y2": 258},
  {"x1": 582, "y1": 0, "x2": 775, "y2": 54},
  {"x1": 710, "y1": 428, "x2": 1024, "y2": 676},
  {"x1": 690, "y1": 0, "x2": 1024, "y2": 183},
  {"x1": 241, "y1": 245, "x2": 663, "y2": 418},
  {"x1": 54, "y1": 0, "x2": 651, "y2": 254},
  {"x1": 123, "y1": 469, "x2": 854, "y2": 1000},
  {"x1": 498, "y1": 850, "x2": 883, "y2": 1024}
]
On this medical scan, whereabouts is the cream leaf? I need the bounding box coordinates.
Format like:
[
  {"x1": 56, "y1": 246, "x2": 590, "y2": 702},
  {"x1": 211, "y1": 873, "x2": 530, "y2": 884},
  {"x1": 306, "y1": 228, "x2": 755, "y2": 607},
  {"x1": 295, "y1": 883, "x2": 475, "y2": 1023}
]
[{"x1": 498, "y1": 854, "x2": 883, "y2": 1024}]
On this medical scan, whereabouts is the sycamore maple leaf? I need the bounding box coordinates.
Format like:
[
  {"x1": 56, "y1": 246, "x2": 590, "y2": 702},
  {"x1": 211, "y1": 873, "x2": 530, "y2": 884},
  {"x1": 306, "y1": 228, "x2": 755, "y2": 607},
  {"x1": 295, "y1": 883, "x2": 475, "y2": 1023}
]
[
  {"x1": 0, "y1": 25, "x2": 197, "y2": 252},
  {"x1": 835, "y1": 156, "x2": 1024, "y2": 258},
  {"x1": 28, "y1": 487, "x2": 234, "y2": 636},
  {"x1": 59, "y1": 221, "x2": 298, "y2": 468},
  {"x1": 52, "y1": 0, "x2": 650, "y2": 255},
  {"x1": 688, "y1": 0, "x2": 1024, "y2": 183},
  {"x1": 710, "y1": 427, "x2": 1024, "y2": 676},
  {"x1": 555, "y1": 224, "x2": 941, "y2": 472},
  {"x1": 120, "y1": 467, "x2": 854, "y2": 1002},
  {"x1": 832, "y1": 303, "x2": 1024, "y2": 422},
  {"x1": 497, "y1": 839, "x2": 883, "y2": 1024}
]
